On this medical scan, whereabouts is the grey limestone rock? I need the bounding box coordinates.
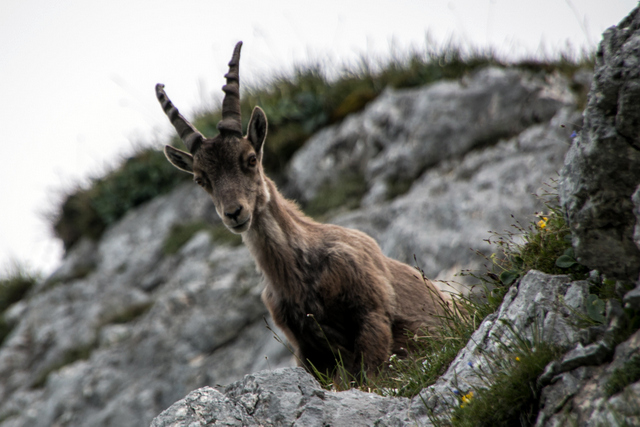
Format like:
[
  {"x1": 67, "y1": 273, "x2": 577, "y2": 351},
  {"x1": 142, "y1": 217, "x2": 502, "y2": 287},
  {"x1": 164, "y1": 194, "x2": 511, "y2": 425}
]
[
  {"x1": 559, "y1": 5, "x2": 640, "y2": 281},
  {"x1": 334, "y1": 107, "x2": 579, "y2": 281},
  {"x1": 0, "y1": 184, "x2": 293, "y2": 427},
  {"x1": 538, "y1": 328, "x2": 640, "y2": 427},
  {"x1": 151, "y1": 368, "x2": 415, "y2": 427},
  {"x1": 416, "y1": 270, "x2": 590, "y2": 417},
  {"x1": 289, "y1": 67, "x2": 574, "y2": 206}
]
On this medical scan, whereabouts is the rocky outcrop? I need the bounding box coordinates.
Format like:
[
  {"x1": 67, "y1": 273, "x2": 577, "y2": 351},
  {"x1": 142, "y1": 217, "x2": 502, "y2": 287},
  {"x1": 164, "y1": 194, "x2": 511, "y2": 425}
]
[
  {"x1": 560, "y1": 6, "x2": 640, "y2": 281},
  {"x1": 151, "y1": 269, "x2": 640, "y2": 426},
  {"x1": 0, "y1": 48, "x2": 593, "y2": 427},
  {"x1": 289, "y1": 67, "x2": 573, "y2": 207}
]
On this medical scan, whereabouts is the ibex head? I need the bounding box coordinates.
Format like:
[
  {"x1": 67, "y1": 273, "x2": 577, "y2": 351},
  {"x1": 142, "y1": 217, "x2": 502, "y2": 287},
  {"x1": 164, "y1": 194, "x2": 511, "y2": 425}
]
[{"x1": 157, "y1": 42, "x2": 269, "y2": 234}]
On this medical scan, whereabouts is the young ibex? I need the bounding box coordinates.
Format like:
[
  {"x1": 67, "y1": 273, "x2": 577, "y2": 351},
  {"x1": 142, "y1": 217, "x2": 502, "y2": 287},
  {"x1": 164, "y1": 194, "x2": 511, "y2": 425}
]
[{"x1": 157, "y1": 42, "x2": 449, "y2": 379}]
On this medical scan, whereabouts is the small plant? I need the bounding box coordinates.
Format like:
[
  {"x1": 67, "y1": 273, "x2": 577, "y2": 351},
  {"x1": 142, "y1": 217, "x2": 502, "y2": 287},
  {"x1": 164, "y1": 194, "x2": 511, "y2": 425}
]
[
  {"x1": 162, "y1": 221, "x2": 212, "y2": 255},
  {"x1": 53, "y1": 147, "x2": 190, "y2": 251},
  {"x1": 0, "y1": 263, "x2": 38, "y2": 313},
  {"x1": 0, "y1": 263, "x2": 39, "y2": 346},
  {"x1": 304, "y1": 171, "x2": 368, "y2": 218},
  {"x1": 604, "y1": 353, "x2": 640, "y2": 397},
  {"x1": 440, "y1": 322, "x2": 562, "y2": 427},
  {"x1": 481, "y1": 186, "x2": 589, "y2": 288},
  {"x1": 162, "y1": 221, "x2": 243, "y2": 255}
]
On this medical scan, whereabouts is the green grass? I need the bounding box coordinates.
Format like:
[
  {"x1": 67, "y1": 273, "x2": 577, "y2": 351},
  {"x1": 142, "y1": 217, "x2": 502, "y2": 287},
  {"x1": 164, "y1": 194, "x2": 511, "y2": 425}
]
[
  {"x1": 53, "y1": 148, "x2": 190, "y2": 251},
  {"x1": 479, "y1": 187, "x2": 589, "y2": 288},
  {"x1": 304, "y1": 171, "x2": 368, "y2": 218},
  {"x1": 162, "y1": 220, "x2": 242, "y2": 255},
  {"x1": 163, "y1": 221, "x2": 212, "y2": 255},
  {"x1": 605, "y1": 353, "x2": 640, "y2": 397},
  {"x1": 0, "y1": 264, "x2": 39, "y2": 346},
  {"x1": 445, "y1": 338, "x2": 561, "y2": 427}
]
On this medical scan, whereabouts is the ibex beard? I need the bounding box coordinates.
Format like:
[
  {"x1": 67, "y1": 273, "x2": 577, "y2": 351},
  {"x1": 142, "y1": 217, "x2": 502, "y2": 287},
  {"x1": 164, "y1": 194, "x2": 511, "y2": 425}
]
[{"x1": 157, "y1": 41, "x2": 451, "y2": 382}]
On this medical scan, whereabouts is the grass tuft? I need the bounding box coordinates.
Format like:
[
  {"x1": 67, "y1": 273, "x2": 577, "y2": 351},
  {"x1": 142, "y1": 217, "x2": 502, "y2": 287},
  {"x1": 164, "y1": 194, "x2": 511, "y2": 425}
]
[
  {"x1": 53, "y1": 148, "x2": 190, "y2": 251},
  {"x1": 0, "y1": 263, "x2": 39, "y2": 346},
  {"x1": 304, "y1": 171, "x2": 368, "y2": 218},
  {"x1": 477, "y1": 184, "x2": 589, "y2": 289},
  {"x1": 605, "y1": 353, "x2": 640, "y2": 397},
  {"x1": 444, "y1": 330, "x2": 561, "y2": 427},
  {"x1": 162, "y1": 221, "x2": 242, "y2": 255}
]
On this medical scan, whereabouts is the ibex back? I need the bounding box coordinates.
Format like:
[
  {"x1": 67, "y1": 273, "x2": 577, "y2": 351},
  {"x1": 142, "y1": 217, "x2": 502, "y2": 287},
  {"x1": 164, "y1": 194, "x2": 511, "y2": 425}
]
[{"x1": 157, "y1": 41, "x2": 450, "y2": 379}]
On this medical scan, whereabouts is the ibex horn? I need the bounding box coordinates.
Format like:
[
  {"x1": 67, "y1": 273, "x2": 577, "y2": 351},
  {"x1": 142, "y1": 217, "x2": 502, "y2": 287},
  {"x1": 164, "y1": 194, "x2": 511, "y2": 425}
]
[
  {"x1": 217, "y1": 41, "x2": 243, "y2": 137},
  {"x1": 156, "y1": 83, "x2": 204, "y2": 154}
]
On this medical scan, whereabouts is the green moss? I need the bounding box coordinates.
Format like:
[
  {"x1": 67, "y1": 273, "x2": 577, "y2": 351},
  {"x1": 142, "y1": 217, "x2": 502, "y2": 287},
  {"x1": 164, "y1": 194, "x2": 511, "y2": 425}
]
[
  {"x1": 385, "y1": 176, "x2": 414, "y2": 200},
  {"x1": 0, "y1": 317, "x2": 12, "y2": 348},
  {"x1": 104, "y1": 301, "x2": 153, "y2": 325},
  {"x1": 605, "y1": 354, "x2": 640, "y2": 397},
  {"x1": 31, "y1": 341, "x2": 97, "y2": 388},
  {"x1": 0, "y1": 265, "x2": 38, "y2": 346},
  {"x1": 163, "y1": 221, "x2": 212, "y2": 255},
  {"x1": 163, "y1": 221, "x2": 242, "y2": 255},
  {"x1": 209, "y1": 223, "x2": 243, "y2": 247},
  {"x1": 304, "y1": 171, "x2": 368, "y2": 218}
]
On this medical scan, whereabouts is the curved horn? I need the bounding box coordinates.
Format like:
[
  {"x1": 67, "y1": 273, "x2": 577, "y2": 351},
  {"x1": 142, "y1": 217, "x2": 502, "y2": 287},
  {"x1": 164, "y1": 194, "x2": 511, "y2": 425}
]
[
  {"x1": 156, "y1": 83, "x2": 204, "y2": 154},
  {"x1": 217, "y1": 41, "x2": 243, "y2": 136}
]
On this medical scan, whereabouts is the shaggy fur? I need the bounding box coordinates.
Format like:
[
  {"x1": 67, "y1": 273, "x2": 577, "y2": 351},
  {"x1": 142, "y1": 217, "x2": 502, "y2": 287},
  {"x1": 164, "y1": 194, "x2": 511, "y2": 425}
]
[{"x1": 158, "y1": 41, "x2": 450, "y2": 379}]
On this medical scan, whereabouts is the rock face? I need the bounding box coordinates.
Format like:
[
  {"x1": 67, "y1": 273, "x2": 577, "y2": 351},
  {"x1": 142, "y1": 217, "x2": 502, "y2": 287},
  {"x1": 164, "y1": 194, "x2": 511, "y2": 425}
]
[
  {"x1": 289, "y1": 67, "x2": 573, "y2": 207},
  {"x1": 560, "y1": 6, "x2": 640, "y2": 281},
  {"x1": 0, "y1": 51, "x2": 597, "y2": 426}
]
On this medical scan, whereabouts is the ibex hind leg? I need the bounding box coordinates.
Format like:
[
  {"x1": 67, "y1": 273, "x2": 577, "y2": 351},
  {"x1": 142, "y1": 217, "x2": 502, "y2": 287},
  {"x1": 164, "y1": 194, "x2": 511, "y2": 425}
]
[{"x1": 353, "y1": 310, "x2": 393, "y2": 379}]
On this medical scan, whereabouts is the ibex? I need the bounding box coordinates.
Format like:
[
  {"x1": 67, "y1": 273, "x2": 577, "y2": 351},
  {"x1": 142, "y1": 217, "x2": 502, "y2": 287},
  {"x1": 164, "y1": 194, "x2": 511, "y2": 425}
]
[{"x1": 157, "y1": 42, "x2": 449, "y2": 379}]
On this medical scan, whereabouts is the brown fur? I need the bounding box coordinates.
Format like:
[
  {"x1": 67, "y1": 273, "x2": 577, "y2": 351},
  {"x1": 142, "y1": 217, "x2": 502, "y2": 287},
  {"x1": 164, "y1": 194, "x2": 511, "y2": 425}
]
[{"x1": 157, "y1": 42, "x2": 450, "y2": 379}]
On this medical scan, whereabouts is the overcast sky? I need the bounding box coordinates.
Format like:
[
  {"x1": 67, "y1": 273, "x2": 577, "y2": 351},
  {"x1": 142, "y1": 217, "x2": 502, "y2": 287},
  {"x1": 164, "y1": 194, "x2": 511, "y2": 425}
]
[{"x1": 1, "y1": 0, "x2": 637, "y2": 276}]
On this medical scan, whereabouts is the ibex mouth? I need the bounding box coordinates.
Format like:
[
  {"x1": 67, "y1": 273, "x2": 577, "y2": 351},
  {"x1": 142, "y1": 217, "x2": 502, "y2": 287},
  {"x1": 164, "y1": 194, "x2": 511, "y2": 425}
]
[{"x1": 229, "y1": 218, "x2": 251, "y2": 233}]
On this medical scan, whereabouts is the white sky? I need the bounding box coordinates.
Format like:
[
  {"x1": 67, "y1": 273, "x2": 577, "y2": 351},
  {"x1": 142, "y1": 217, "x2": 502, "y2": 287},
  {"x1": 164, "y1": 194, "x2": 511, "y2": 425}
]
[{"x1": 1, "y1": 0, "x2": 637, "y2": 276}]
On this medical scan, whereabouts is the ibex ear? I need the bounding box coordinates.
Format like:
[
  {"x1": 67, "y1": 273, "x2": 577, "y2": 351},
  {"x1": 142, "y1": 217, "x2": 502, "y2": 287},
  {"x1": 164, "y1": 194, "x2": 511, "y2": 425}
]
[
  {"x1": 164, "y1": 145, "x2": 194, "y2": 174},
  {"x1": 247, "y1": 106, "x2": 268, "y2": 156}
]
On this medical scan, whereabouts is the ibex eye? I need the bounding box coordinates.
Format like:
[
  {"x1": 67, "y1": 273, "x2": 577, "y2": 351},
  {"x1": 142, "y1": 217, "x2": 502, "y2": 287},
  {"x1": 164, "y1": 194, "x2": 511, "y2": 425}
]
[
  {"x1": 248, "y1": 155, "x2": 257, "y2": 167},
  {"x1": 194, "y1": 177, "x2": 205, "y2": 187}
]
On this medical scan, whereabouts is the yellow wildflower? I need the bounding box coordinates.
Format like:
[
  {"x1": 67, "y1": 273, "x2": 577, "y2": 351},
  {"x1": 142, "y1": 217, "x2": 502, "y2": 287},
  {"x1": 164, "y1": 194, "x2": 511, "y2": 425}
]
[
  {"x1": 537, "y1": 217, "x2": 548, "y2": 229},
  {"x1": 460, "y1": 391, "x2": 474, "y2": 408},
  {"x1": 515, "y1": 356, "x2": 521, "y2": 362}
]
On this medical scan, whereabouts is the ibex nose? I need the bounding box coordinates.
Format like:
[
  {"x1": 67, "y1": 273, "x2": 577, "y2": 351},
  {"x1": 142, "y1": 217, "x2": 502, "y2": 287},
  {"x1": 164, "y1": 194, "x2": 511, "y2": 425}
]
[{"x1": 224, "y1": 206, "x2": 243, "y2": 222}]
